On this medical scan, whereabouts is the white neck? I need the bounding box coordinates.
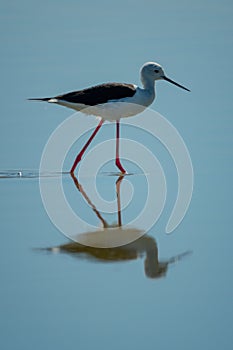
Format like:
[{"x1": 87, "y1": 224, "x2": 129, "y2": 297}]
[{"x1": 141, "y1": 75, "x2": 155, "y2": 92}]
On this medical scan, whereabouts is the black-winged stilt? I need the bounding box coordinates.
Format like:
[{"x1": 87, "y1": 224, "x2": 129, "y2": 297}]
[{"x1": 29, "y1": 62, "x2": 190, "y2": 174}]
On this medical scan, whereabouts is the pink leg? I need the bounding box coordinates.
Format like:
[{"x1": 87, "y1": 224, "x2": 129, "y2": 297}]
[
  {"x1": 70, "y1": 119, "x2": 104, "y2": 173},
  {"x1": 115, "y1": 120, "x2": 126, "y2": 174}
]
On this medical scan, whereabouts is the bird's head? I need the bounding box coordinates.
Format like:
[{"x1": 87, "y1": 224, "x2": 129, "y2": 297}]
[
  {"x1": 141, "y1": 62, "x2": 164, "y2": 82},
  {"x1": 141, "y1": 62, "x2": 190, "y2": 91}
]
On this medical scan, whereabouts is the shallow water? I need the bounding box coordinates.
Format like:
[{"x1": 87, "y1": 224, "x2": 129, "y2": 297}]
[
  {"x1": 1, "y1": 169, "x2": 233, "y2": 349},
  {"x1": 1, "y1": 0, "x2": 233, "y2": 349}
]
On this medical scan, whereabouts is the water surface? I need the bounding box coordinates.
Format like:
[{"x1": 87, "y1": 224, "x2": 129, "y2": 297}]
[{"x1": 1, "y1": 0, "x2": 233, "y2": 349}]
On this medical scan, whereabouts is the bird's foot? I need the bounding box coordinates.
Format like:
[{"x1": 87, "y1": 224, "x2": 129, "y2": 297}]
[{"x1": 115, "y1": 158, "x2": 126, "y2": 174}]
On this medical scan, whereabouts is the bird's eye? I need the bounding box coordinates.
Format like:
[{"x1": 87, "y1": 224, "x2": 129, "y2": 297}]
[{"x1": 154, "y1": 69, "x2": 159, "y2": 73}]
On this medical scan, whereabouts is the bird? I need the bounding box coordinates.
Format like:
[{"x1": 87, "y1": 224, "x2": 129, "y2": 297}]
[{"x1": 29, "y1": 62, "x2": 190, "y2": 174}]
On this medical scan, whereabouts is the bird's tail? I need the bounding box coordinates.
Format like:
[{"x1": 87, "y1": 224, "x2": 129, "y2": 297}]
[{"x1": 28, "y1": 97, "x2": 52, "y2": 102}]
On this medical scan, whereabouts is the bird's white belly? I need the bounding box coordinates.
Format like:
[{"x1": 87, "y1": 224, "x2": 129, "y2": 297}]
[
  {"x1": 85, "y1": 101, "x2": 148, "y2": 120},
  {"x1": 56, "y1": 100, "x2": 147, "y2": 120}
]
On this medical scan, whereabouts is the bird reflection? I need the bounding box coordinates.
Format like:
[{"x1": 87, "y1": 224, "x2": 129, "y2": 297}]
[{"x1": 45, "y1": 174, "x2": 191, "y2": 279}]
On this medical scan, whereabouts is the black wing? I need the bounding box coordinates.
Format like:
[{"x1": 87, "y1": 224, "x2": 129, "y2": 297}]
[{"x1": 56, "y1": 83, "x2": 136, "y2": 106}]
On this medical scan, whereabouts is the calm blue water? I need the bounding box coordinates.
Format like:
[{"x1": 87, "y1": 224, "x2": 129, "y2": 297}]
[{"x1": 1, "y1": 1, "x2": 233, "y2": 349}]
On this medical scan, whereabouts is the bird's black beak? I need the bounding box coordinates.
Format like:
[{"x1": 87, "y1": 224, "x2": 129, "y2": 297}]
[{"x1": 163, "y1": 76, "x2": 190, "y2": 92}]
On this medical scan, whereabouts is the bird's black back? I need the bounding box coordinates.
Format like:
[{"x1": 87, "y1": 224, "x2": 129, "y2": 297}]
[{"x1": 56, "y1": 83, "x2": 136, "y2": 106}]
